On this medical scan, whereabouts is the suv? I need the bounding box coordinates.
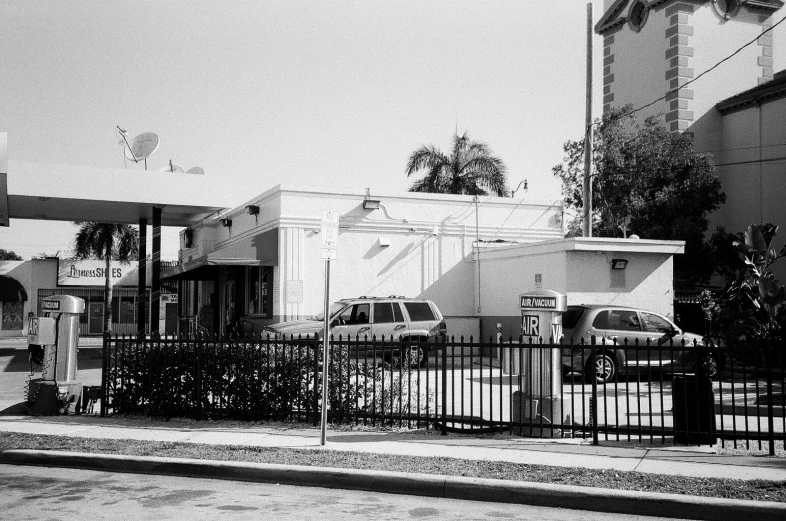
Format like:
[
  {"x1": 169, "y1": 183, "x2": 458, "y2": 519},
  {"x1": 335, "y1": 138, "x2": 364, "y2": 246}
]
[
  {"x1": 262, "y1": 296, "x2": 447, "y2": 367},
  {"x1": 561, "y1": 304, "x2": 718, "y2": 383}
]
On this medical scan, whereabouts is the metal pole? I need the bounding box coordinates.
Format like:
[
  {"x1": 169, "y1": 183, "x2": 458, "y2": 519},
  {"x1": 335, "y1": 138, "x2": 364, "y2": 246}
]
[
  {"x1": 582, "y1": 2, "x2": 594, "y2": 238},
  {"x1": 475, "y1": 196, "x2": 481, "y2": 313},
  {"x1": 320, "y1": 259, "x2": 330, "y2": 445}
]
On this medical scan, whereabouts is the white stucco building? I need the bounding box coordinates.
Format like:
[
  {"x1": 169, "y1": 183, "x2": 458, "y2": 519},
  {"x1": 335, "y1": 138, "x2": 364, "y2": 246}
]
[{"x1": 164, "y1": 185, "x2": 687, "y2": 341}]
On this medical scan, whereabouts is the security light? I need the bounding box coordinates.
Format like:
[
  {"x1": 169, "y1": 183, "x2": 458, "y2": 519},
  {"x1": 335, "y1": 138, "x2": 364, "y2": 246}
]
[{"x1": 611, "y1": 258, "x2": 628, "y2": 270}]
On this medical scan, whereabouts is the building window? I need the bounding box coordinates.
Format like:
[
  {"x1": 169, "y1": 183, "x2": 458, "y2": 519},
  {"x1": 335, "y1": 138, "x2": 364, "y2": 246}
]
[
  {"x1": 713, "y1": 0, "x2": 739, "y2": 19},
  {"x1": 628, "y1": 1, "x2": 648, "y2": 32},
  {"x1": 247, "y1": 266, "x2": 273, "y2": 317},
  {"x1": 1, "y1": 301, "x2": 24, "y2": 330}
]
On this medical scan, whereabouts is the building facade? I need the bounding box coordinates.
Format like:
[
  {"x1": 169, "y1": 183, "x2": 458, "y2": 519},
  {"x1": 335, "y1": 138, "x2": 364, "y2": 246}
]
[
  {"x1": 1, "y1": 258, "x2": 172, "y2": 337},
  {"x1": 165, "y1": 185, "x2": 688, "y2": 342},
  {"x1": 165, "y1": 185, "x2": 565, "y2": 340},
  {"x1": 596, "y1": 0, "x2": 785, "y2": 280}
]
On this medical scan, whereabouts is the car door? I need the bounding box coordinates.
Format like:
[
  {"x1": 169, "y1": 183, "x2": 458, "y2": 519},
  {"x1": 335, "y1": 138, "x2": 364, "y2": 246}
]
[
  {"x1": 330, "y1": 303, "x2": 371, "y2": 341},
  {"x1": 371, "y1": 301, "x2": 408, "y2": 342},
  {"x1": 602, "y1": 309, "x2": 650, "y2": 368},
  {"x1": 640, "y1": 311, "x2": 680, "y2": 369}
]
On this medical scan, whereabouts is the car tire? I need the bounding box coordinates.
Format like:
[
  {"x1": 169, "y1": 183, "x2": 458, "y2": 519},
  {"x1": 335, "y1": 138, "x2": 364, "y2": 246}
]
[
  {"x1": 587, "y1": 352, "x2": 616, "y2": 384},
  {"x1": 398, "y1": 342, "x2": 427, "y2": 368},
  {"x1": 696, "y1": 352, "x2": 720, "y2": 380}
]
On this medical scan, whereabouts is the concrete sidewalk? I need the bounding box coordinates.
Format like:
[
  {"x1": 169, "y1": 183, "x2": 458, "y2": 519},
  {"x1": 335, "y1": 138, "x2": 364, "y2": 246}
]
[
  {"x1": 1, "y1": 415, "x2": 786, "y2": 520},
  {"x1": 1, "y1": 413, "x2": 786, "y2": 481}
]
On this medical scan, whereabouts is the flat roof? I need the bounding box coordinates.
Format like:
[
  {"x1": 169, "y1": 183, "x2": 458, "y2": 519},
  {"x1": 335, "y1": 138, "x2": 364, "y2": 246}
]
[{"x1": 2, "y1": 160, "x2": 236, "y2": 227}]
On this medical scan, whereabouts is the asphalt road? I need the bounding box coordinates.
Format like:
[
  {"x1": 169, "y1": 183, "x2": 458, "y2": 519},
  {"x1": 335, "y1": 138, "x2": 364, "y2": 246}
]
[{"x1": 0, "y1": 464, "x2": 690, "y2": 521}]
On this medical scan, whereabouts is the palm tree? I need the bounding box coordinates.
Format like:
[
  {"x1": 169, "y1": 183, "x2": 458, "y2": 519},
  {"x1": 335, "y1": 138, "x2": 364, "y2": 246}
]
[
  {"x1": 405, "y1": 132, "x2": 508, "y2": 196},
  {"x1": 73, "y1": 222, "x2": 139, "y2": 333}
]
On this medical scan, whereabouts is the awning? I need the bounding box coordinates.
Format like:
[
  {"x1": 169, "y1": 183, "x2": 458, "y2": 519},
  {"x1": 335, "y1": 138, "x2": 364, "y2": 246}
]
[
  {"x1": 0, "y1": 274, "x2": 27, "y2": 301},
  {"x1": 162, "y1": 229, "x2": 278, "y2": 281}
]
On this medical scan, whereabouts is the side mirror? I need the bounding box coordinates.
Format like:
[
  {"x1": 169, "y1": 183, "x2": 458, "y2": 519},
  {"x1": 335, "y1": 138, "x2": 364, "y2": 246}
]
[{"x1": 330, "y1": 319, "x2": 339, "y2": 328}]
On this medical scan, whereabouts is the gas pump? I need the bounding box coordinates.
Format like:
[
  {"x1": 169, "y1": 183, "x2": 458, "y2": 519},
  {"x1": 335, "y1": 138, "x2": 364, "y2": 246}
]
[
  {"x1": 26, "y1": 295, "x2": 85, "y2": 415},
  {"x1": 512, "y1": 289, "x2": 567, "y2": 437}
]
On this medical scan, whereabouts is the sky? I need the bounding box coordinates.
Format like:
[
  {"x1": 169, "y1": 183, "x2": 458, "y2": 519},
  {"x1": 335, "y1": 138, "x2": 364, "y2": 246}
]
[{"x1": 1, "y1": 1, "x2": 784, "y2": 260}]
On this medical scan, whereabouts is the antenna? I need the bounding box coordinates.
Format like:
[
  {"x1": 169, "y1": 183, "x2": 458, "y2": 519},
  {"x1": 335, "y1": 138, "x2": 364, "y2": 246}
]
[
  {"x1": 117, "y1": 127, "x2": 159, "y2": 170},
  {"x1": 159, "y1": 159, "x2": 184, "y2": 173}
]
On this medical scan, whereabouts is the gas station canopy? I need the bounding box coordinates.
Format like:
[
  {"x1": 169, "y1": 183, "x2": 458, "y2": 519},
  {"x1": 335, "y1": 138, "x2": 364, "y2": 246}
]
[{"x1": 0, "y1": 160, "x2": 236, "y2": 227}]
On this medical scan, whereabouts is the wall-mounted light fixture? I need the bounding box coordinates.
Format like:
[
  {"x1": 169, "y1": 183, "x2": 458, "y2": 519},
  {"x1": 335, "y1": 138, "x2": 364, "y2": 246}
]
[
  {"x1": 611, "y1": 258, "x2": 628, "y2": 270},
  {"x1": 246, "y1": 205, "x2": 259, "y2": 215},
  {"x1": 220, "y1": 218, "x2": 232, "y2": 228},
  {"x1": 363, "y1": 187, "x2": 381, "y2": 210}
]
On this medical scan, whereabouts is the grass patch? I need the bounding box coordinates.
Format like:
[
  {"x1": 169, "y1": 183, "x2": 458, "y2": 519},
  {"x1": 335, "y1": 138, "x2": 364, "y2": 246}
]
[{"x1": 1, "y1": 427, "x2": 785, "y2": 503}]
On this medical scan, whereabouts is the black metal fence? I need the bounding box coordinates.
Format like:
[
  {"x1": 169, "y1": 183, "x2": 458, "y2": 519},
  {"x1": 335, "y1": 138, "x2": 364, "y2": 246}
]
[{"x1": 101, "y1": 333, "x2": 786, "y2": 452}]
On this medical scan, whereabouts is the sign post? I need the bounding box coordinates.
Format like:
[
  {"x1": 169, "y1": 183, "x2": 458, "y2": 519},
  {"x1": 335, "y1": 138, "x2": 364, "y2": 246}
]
[{"x1": 320, "y1": 210, "x2": 339, "y2": 445}]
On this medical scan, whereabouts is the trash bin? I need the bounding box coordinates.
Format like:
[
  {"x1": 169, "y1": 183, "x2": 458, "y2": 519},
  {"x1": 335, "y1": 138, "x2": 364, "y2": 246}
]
[{"x1": 672, "y1": 374, "x2": 716, "y2": 445}]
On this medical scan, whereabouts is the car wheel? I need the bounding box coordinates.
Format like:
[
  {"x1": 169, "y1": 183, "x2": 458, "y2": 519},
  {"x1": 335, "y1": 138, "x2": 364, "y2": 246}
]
[
  {"x1": 394, "y1": 343, "x2": 426, "y2": 368},
  {"x1": 696, "y1": 352, "x2": 719, "y2": 380},
  {"x1": 587, "y1": 353, "x2": 616, "y2": 384}
]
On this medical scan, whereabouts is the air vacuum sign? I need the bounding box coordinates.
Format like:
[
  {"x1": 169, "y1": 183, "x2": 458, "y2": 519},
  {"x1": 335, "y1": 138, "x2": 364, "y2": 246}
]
[{"x1": 519, "y1": 296, "x2": 557, "y2": 309}]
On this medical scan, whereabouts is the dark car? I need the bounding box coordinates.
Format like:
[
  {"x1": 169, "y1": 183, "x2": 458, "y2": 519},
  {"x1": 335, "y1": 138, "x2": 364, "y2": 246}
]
[
  {"x1": 262, "y1": 296, "x2": 447, "y2": 367},
  {"x1": 561, "y1": 304, "x2": 719, "y2": 383}
]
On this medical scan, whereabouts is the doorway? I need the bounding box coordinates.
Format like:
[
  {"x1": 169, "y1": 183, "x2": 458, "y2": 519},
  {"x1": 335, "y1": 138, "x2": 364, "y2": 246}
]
[{"x1": 88, "y1": 301, "x2": 104, "y2": 334}]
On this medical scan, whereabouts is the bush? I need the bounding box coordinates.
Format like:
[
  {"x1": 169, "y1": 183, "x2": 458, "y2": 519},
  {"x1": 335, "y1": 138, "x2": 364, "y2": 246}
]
[{"x1": 105, "y1": 337, "x2": 435, "y2": 425}]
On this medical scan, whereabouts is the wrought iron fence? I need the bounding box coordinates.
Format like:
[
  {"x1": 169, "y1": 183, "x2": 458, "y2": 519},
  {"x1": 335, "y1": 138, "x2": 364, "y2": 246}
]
[{"x1": 101, "y1": 333, "x2": 786, "y2": 453}]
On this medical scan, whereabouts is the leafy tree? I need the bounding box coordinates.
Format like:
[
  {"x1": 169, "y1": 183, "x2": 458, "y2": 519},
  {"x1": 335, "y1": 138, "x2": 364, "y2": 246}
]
[
  {"x1": 703, "y1": 224, "x2": 785, "y2": 352},
  {"x1": 406, "y1": 132, "x2": 508, "y2": 196},
  {"x1": 73, "y1": 222, "x2": 139, "y2": 333},
  {"x1": 0, "y1": 249, "x2": 22, "y2": 260},
  {"x1": 552, "y1": 105, "x2": 726, "y2": 285}
]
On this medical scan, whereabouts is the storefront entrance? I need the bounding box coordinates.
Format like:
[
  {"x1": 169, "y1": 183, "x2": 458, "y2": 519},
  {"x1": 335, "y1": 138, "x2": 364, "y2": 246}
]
[{"x1": 88, "y1": 301, "x2": 104, "y2": 334}]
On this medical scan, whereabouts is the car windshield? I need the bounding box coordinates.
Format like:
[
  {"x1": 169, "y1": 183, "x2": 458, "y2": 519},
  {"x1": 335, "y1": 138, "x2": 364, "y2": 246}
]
[{"x1": 310, "y1": 302, "x2": 347, "y2": 322}]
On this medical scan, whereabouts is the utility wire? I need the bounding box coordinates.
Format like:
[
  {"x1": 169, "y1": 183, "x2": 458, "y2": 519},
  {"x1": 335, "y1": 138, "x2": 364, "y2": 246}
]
[{"x1": 602, "y1": 12, "x2": 786, "y2": 124}]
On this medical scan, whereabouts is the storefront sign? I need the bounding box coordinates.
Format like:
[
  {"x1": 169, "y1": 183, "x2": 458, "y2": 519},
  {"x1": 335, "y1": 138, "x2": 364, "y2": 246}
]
[{"x1": 58, "y1": 259, "x2": 125, "y2": 287}]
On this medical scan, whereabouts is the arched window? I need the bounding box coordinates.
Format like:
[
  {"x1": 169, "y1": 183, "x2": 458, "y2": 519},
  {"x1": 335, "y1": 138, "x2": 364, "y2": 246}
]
[
  {"x1": 714, "y1": 0, "x2": 739, "y2": 19},
  {"x1": 628, "y1": 1, "x2": 649, "y2": 32}
]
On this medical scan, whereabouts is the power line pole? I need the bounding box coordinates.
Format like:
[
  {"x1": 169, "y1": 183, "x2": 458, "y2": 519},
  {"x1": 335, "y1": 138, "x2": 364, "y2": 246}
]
[{"x1": 583, "y1": 2, "x2": 594, "y2": 238}]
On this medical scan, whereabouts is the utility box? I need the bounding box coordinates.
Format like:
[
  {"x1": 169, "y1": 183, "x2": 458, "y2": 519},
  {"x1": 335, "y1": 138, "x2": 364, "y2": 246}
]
[
  {"x1": 26, "y1": 295, "x2": 85, "y2": 415},
  {"x1": 512, "y1": 289, "x2": 568, "y2": 437}
]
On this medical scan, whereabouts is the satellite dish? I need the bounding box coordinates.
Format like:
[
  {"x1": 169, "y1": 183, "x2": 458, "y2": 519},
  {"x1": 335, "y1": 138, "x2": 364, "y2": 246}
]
[
  {"x1": 186, "y1": 166, "x2": 205, "y2": 175},
  {"x1": 125, "y1": 132, "x2": 160, "y2": 162},
  {"x1": 160, "y1": 160, "x2": 184, "y2": 173}
]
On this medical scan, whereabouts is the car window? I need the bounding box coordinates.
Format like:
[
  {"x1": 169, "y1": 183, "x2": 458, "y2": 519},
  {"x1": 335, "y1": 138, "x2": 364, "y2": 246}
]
[
  {"x1": 373, "y1": 303, "x2": 396, "y2": 323},
  {"x1": 393, "y1": 302, "x2": 404, "y2": 322},
  {"x1": 404, "y1": 302, "x2": 435, "y2": 321},
  {"x1": 563, "y1": 307, "x2": 586, "y2": 329},
  {"x1": 641, "y1": 312, "x2": 674, "y2": 334},
  {"x1": 608, "y1": 310, "x2": 641, "y2": 331},
  {"x1": 591, "y1": 311, "x2": 608, "y2": 329},
  {"x1": 337, "y1": 303, "x2": 370, "y2": 325}
]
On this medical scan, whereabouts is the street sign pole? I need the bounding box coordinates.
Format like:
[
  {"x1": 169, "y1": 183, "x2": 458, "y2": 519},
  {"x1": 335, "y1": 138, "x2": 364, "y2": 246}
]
[
  {"x1": 320, "y1": 258, "x2": 330, "y2": 446},
  {"x1": 319, "y1": 210, "x2": 338, "y2": 446}
]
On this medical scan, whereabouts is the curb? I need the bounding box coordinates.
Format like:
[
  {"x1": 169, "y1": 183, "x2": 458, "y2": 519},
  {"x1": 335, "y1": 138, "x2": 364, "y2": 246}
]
[{"x1": 2, "y1": 449, "x2": 785, "y2": 521}]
